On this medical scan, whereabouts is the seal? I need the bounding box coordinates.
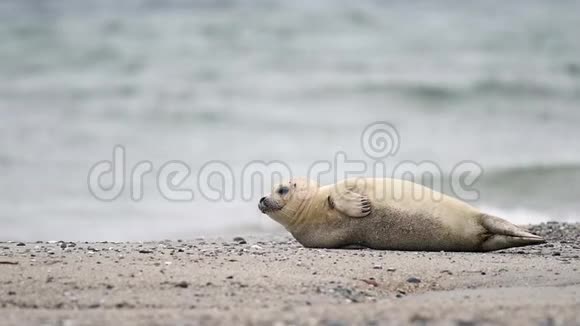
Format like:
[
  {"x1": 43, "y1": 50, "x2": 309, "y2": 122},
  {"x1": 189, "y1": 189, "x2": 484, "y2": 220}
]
[{"x1": 258, "y1": 178, "x2": 545, "y2": 252}]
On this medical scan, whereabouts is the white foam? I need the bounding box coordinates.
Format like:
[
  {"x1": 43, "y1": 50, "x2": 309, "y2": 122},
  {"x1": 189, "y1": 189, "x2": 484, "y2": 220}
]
[{"x1": 478, "y1": 205, "x2": 579, "y2": 225}]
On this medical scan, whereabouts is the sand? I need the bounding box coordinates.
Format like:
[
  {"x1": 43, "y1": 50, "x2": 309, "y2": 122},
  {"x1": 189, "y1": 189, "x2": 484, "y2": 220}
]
[{"x1": 1, "y1": 222, "x2": 579, "y2": 325}]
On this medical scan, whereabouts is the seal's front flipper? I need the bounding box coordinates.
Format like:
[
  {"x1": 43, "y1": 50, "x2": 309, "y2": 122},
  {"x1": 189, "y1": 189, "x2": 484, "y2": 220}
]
[
  {"x1": 480, "y1": 214, "x2": 546, "y2": 251},
  {"x1": 329, "y1": 188, "x2": 371, "y2": 218}
]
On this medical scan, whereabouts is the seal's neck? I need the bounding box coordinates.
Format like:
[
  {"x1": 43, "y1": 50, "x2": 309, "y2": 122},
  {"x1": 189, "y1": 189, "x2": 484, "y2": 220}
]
[{"x1": 282, "y1": 187, "x2": 328, "y2": 230}]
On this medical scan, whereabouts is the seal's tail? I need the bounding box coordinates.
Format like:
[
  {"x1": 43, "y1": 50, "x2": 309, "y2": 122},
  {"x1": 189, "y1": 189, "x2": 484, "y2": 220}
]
[{"x1": 480, "y1": 214, "x2": 546, "y2": 251}]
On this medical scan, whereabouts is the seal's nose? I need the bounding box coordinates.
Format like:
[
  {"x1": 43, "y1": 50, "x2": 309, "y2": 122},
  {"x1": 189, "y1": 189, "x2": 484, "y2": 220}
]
[{"x1": 258, "y1": 196, "x2": 267, "y2": 213}]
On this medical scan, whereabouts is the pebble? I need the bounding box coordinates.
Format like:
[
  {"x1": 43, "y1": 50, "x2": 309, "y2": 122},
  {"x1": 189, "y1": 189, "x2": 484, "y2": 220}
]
[
  {"x1": 360, "y1": 279, "x2": 379, "y2": 287},
  {"x1": 233, "y1": 237, "x2": 247, "y2": 245},
  {"x1": 175, "y1": 281, "x2": 189, "y2": 288},
  {"x1": 406, "y1": 277, "x2": 421, "y2": 284},
  {"x1": 16, "y1": 242, "x2": 25, "y2": 247},
  {"x1": 115, "y1": 302, "x2": 134, "y2": 309}
]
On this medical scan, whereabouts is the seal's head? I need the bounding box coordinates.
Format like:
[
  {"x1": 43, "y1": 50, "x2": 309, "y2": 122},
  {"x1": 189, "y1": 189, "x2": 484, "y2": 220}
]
[{"x1": 258, "y1": 178, "x2": 318, "y2": 227}]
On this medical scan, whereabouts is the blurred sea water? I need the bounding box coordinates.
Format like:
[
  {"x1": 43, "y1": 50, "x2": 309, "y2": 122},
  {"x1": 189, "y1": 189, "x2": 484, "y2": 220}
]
[{"x1": 1, "y1": 0, "x2": 580, "y2": 240}]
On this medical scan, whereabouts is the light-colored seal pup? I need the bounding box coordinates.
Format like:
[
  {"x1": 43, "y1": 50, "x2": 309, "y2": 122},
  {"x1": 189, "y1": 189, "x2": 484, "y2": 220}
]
[{"x1": 258, "y1": 178, "x2": 545, "y2": 252}]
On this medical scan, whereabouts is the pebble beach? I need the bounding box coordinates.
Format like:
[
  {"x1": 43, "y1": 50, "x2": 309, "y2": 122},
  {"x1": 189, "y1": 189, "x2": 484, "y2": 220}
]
[{"x1": 1, "y1": 222, "x2": 579, "y2": 325}]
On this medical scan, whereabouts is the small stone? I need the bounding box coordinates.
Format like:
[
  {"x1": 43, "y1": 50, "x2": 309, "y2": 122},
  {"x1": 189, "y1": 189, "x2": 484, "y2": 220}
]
[
  {"x1": 138, "y1": 249, "x2": 154, "y2": 254},
  {"x1": 8, "y1": 291, "x2": 16, "y2": 296},
  {"x1": 386, "y1": 268, "x2": 396, "y2": 272},
  {"x1": 233, "y1": 237, "x2": 247, "y2": 245},
  {"x1": 373, "y1": 265, "x2": 382, "y2": 270},
  {"x1": 410, "y1": 314, "x2": 431, "y2": 323},
  {"x1": 360, "y1": 278, "x2": 379, "y2": 287},
  {"x1": 406, "y1": 277, "x2": 421, "y2": 284},
  {"x1": 16, "y1": 242, "x2": 25, "y2": 247},
  {"x1": 175, "y1": 281, "x2": 189, "y2": 288},
  {"x1": 115, "y1": 302, "x2": 134, "y2": 309},
  {"x1": 552, "y1": 252, "x2": 561, "y2": 256},
  {"x1": 226, "y1": 275, "x2": 234, "y2": 279}
]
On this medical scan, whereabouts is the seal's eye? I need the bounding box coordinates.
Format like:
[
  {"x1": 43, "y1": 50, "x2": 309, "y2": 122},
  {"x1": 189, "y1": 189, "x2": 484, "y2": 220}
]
[{"x1": 277, "y1": 186, "x2": 289, "y2": 196}]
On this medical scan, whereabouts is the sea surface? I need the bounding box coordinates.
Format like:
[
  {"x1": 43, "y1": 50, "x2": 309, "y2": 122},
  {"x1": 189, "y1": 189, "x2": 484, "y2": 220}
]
[{"x1": 1, "y1": 0, "x2": 580, "y2": 240}]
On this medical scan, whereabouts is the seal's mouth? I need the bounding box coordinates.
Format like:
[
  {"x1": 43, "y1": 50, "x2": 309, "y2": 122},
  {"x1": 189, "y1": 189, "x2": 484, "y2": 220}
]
[{"x1": 258, "y1": 196, "x2": 281, "y2": 214}]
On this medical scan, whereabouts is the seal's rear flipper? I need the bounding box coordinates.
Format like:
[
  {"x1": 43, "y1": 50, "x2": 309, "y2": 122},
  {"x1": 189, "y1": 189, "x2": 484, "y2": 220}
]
[{"x1": 480, "y1": 214, "x2": 546, "y2": 251}]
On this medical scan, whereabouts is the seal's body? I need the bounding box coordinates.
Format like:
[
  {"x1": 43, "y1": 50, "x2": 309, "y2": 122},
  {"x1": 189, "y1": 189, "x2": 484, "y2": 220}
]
[{"x1": 258, "y1": 178, "x2": 545, "y2": 252}]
